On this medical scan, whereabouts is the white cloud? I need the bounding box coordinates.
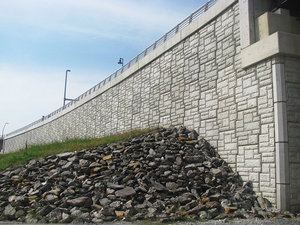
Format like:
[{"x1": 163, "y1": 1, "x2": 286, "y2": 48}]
[{"x1": 0, "y1": 0, "x2": 189, "y2": 40}]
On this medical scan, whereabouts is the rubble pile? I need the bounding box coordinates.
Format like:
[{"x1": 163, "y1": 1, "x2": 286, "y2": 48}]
[{"x1": 0, "y1": 127, "x2": 288, "y2": 223}]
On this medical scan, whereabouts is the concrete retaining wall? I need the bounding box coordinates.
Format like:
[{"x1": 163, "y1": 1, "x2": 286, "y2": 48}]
[{"x1": 4, "y1": 0, "x2": 300, "y2": 212}]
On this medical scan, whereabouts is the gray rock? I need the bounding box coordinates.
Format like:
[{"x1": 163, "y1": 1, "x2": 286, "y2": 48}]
[
  {"x1": 115, "y1": 187, "x2": 136, "y2": 197},
  {"x1": 188, "y1": 203, "x2": 205, "y2": 214},
  {"x1": 101, "y1": 207, "x2": 115, "y2": 216},
  {"x1": 175, "y1": 156, "x2": 182, "y2": 165},
  {"x1": 61, "y1": 212, "x2": 72, "y2": 223},
  {"x1": 164, "y1": 170, "x2": 172, "y2": 176},
  {"x1": 210, "y1": 168, "x2": 222, "y2": 176},
  {"x1": 25, "y1": 215, "x2": 38, "y2": 223},
  {"x1": 257, "y1": 196, "x2": 271, "y2": 210},
  {"x1": 38, "y1": 205, "x2": 54, "y2": 216},
  {"x1": 110, "y1": 201, "x2": 122, "y2": 209},
  {"x1": 67, "y1": 197, "x2": 92, "y2": 207},
  {"x1": 207, "y1": 208, "x2": 219, "y2": 219},
  {"x1": 150, "y1": 181, "x2": 167, "y2": 191},
  {"x1": 106, "y1": 188, "x2": 115, "y2": 194},
  {"x1": 165, "y1": 154, "x2": 175, "y2": 162},
  {"x1": 4, "y1": 204, "x2": 16, "y2": 218},
  {"x1": 89, "y1": 162, "x2": 101, "y2": 168},
  {"x1": 14, "y1": 196, "x2": 29, "y2": 207},
  {"x1": 8, "y1": 195, "x2": 16, "y2": 202},
  {"x1": 166, "y1": 182, "x2": 178, "y2": 191},
  {"x1": 99, "y1": 198, "x2": 111, "y2": 207},
  {"x1": 45, "y1": 194, "x2": 58, "y2": 203},
  {"x1": 149, "y1": 149, "x2": 156, "y2": 155},
  {"x1": 79, "y1": 159, "x2": 89, "y2": 167},
  {"x1": 57, "y1": 152, "x2": 74, "y2": 159},
  {"x1": 188, "y1": 130, "x2": 199, "y2": 140},
  {"x1": 199, "y1": 210, "x2": 208, "y2": 219},
  {"x1": 62, "y1": 161, "x2": 73, "y2": 169},
  {"x1": 147, "y1": 207, "x2": 157, "y2": 217},
  {"x1": 107, "y1": 182, "x2": 125, "y2": 189},
  {"x1": 47, "y1": 208, "x2": 62, "y2": 222},
  {"x1": 149, "y1": 162, "x2": 157, "y2": 167},
  {"x1": 15, "y1": 209, "x2": 26, "y2": 218},
  {"x1": 71, "y1": 209, "x2": 82, "y2": 217}
]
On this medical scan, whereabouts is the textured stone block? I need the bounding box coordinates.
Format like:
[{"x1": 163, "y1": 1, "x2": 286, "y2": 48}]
[{"x1": 245, "y1": 159, "x2": 261, "y2": 168}]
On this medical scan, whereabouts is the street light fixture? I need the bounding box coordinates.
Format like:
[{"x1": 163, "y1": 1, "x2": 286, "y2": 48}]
[
  {"x1": 63, "y1": 69, "x2": 76, "y2": 106},
  {"x1": 118, "y1": 58, "x2": 124, "y2": 66}
]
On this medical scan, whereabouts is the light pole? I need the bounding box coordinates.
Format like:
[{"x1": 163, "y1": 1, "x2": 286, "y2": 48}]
[
  {"x1": 1, "y1": 122, "x2": 8, "y2": 153},
  {"x1": 2, "y1": 122, "x2": 8, "y2": 139},
  {"x1": 63, "y1": 69, "x2": 72, "y2": 106}
]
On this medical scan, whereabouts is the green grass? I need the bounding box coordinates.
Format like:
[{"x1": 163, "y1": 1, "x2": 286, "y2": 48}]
[{"x1": 0, "y1": 128, "x2": 155, "y2": 171}]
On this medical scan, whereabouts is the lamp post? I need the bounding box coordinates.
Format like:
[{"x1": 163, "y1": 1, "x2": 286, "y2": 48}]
[
  {"x1": 1, "y1": 122, "x2": 8, "y2": 153},
  {"x1": 2, "y1": 122, "x2": 8, "y2": 139},
  {"x1": 63, "y1": 70, "x2": 71, "y2": 106}
]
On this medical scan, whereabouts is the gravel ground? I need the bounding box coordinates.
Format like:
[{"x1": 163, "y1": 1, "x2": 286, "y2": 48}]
[{"x1": 1, "y1": 218, "x2": 300, "y2": 225}]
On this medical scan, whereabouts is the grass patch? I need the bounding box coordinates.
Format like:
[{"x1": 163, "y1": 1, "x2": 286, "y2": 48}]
[{"x1": 0, "y1": 128, "x2": 155, "y2": 171}]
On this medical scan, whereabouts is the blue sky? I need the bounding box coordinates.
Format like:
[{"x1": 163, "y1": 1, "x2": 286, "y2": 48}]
[{"x1": 0, "y1": 0, "x2": 208, "y2": 134}]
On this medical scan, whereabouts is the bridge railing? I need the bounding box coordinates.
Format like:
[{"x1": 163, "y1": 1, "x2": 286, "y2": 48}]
[{"x1": 6, "y1": 0, "x2": 218, "y2": 137}]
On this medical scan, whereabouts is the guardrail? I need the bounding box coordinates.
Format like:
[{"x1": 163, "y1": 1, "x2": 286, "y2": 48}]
[{"x1": 6, "y1": 0, "x2": 218, "y2": 137}]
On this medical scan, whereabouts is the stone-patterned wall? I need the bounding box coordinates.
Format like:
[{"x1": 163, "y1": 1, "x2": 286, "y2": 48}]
[
  {"x1": 285, "y1": 56, "x2": 300, "y2": 212},
  {"x1": 5, "y1": 2, "x2": 279, "y2": 206}
]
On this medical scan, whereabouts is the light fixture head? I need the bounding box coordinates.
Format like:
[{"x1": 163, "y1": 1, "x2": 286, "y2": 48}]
[{"x1": 118, "y1": 58, "x2": 124, "y2": 65}]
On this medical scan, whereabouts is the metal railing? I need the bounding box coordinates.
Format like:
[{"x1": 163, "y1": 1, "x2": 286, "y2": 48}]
[{"x1": 6, "y1": 0, "x2": 218, "y2": 137}]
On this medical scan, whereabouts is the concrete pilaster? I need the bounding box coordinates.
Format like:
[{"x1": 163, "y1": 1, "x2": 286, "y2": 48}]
[
  {"x1": 272, "y1": 63, "x2": 290, "y2": 211},
  {"x1": 239, "y1": 0, "x2": 255, "y2": 49}
]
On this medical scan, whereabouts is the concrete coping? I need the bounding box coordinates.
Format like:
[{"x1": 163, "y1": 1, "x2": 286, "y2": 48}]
[{"x1": 241, "y1": 31, "x2": 300, "y2": 68}]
